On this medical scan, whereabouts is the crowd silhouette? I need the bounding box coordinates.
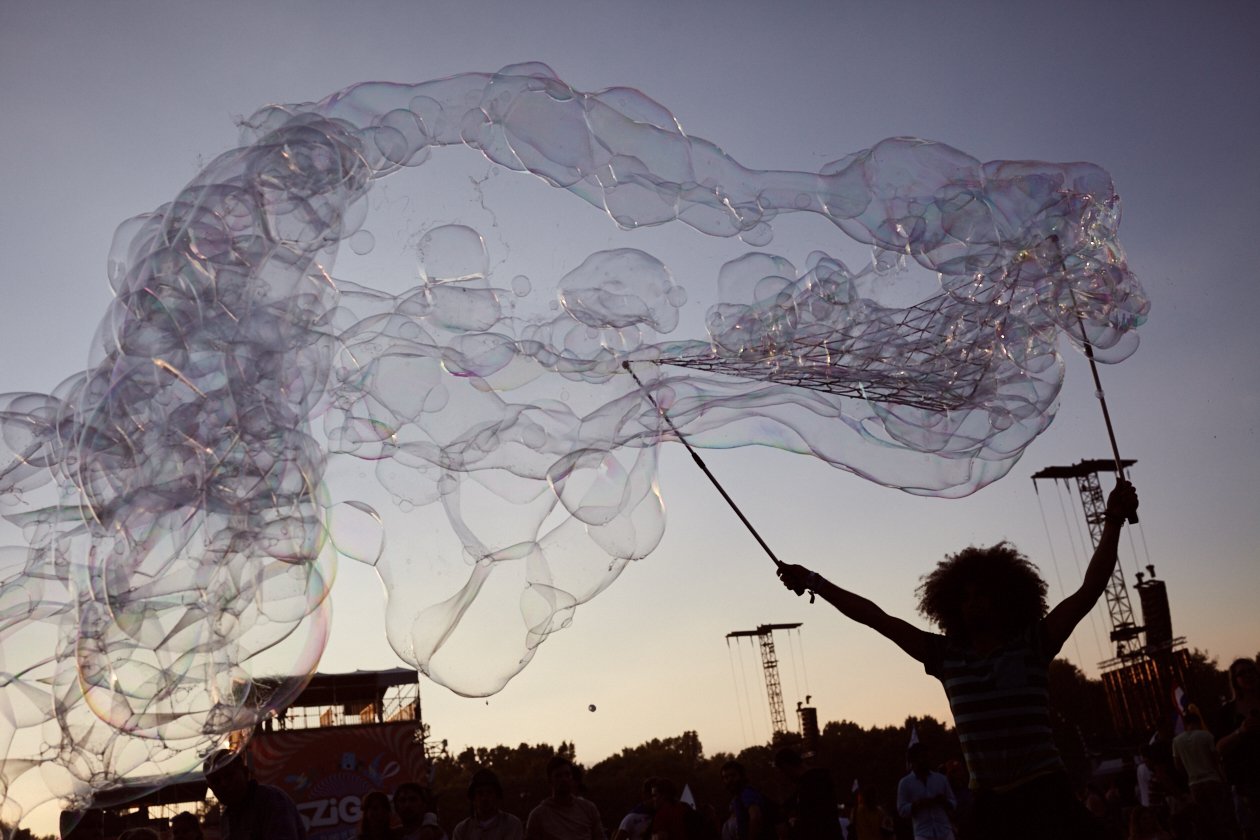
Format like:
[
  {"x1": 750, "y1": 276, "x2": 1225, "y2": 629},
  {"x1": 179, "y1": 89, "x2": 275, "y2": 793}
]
[{"x1": 70, "y1": 668, "x2": 1258, "y2": 840}]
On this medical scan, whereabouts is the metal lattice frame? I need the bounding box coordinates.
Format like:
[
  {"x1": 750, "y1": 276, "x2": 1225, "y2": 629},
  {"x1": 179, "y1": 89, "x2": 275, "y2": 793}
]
[
  {"x1": 759, "y1": 632, "x2": 787, "y2": 736},
  {"x1": 727, "y1": 623, "x2": 801, "y2": 736}
]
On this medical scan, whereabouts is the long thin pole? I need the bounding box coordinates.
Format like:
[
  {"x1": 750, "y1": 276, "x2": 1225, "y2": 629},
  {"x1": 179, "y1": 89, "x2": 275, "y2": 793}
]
[
  {"x1": 622, "y1": 361, "x2": 812, "y2": 596},
  {"x1": 1070, "y1": 289, "x2": 1139, "y2": 524},
  {"x1": 1078, "y1": 329, "x2": 1126, "y2": 476}
]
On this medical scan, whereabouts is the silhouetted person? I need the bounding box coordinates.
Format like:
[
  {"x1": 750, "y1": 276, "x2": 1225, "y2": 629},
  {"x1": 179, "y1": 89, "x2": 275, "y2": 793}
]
[
  {"x1": 360, "y1": 790, "x2": 399, "y2": 840},
  {"x1": 612, "y1": 778, "x2": 656, "y2": 840},
  {"x1": 170, "y1": 811, "x2": 204, "y2": 840},
  {"x1": 1173, "y1": 708, "x2": 1238, "y2": 838},
  {"x1": 719, "y1": 760, "x2": 773, "y2": 840},
  {"x1": 526, "y1": 756, "x2": 604, "y2": 840},
  {"x1": 896, "y1": 744, "x2": 955, "y2": 840},
  {"x1": 648, "y1": 777, "x2": 702, "y2": 840},
  {"x1": 454, "y1": 769, "x2": 524, "y2": 840},
  {"x1": 422, "y1": 812, "x2": 450, "y2": 840},
  {"x1": 1215, "y1": 657, "x2": 1260, "y2": 839},
  {"x1": 396, "y1": 782, "x2": 440, "y2": 840},
  {"x1": 778, "y1": 479, "x2": 1138, "y2": 840},
  {"x1": 773, "y1": 748, "x2": 842, "y2": 839},
  {"x1": 203, "y1": 748, "x2": 307, "y2": 840},
  {"x1": 849, "y1": 789, "x2": 891, "y2": 840}
]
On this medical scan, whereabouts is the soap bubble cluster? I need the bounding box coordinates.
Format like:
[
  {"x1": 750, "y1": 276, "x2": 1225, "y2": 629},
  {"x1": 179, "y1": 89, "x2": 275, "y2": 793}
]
[{"x1": 0, "y1": 62, "x2": 1146, "y2": 821}]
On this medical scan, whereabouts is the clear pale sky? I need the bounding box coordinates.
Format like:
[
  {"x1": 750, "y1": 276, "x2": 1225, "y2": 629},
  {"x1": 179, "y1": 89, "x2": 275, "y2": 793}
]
[{"x1": 2, "y1": 0, "x2": 1259, "y2": 832}]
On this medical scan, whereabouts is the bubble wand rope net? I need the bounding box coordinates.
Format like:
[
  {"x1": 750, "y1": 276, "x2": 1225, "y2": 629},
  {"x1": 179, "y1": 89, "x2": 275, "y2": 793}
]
[{"x1": 622, "y1": 361, "x2": 814, "y2": 601}]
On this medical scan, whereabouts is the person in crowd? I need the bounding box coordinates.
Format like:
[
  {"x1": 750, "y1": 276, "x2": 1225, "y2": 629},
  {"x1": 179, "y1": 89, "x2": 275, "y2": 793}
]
[
  {"x1": 648, "y1": 777, "x2": 702, "y2": 839},
  {"x1": 777, "y1": 480, "x2": 1138, "y2": 840},
  {"x1": 1141, "y1": 736, "x2": 1194, "y2": 840},
  {"x1": 612, "y1": 779, "x2": 656, "y2": 840},
  {"x1": 203, "y1": 748, "x2": 307, "y2": 840},
  {"x1": 360, "y1": 790, "x2": 398, "y2": 840},
  {"x1": 396, "y1": 781, "x2": 441, "y2": 840},
  {"x1": 1173, "y1": 708, "x2": 1238, "y2": 838},
  {"x1": 719, "y1": 761, "x2": 774, "y2": 840},
  {"x1": 421, "y1": 812, "x2": 449, "y2": 840},
  {"x1": 896, "y1": 743, "x2": 956, "y2": 840},
  {"x1": 772, "y1": 747, "x2": 842, "y2": 839},
  {"x1": 525, "y1": 756, "x2": 604, "y2": 840},
  {"x1": 834, "y1": 802, "x2": 851, "y2": 840},
  {"x1": 1216, "y1": 657, "x2": 1260, "y2": 840},
  {"x1": 170, "y1": 811, "x2": 204, "y2": 840},
  {"x1": 1136, "y1": 747, "x2": 1155, "y2": 809},
  {"x1": 848, "y1": 789, "x2": 891, "y2": 840},
  {"x1": 454, "y1": 768, "x2": 524, "y2": 840}
]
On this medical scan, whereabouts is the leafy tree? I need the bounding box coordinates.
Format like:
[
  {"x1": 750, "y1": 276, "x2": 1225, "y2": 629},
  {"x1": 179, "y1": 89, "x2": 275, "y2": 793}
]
[
  {"x1": 2, "y1": 827, "x2": 56, "y2": 840},
  {"x1": 584, "y1": 731, "x2": 708, "y2": 822},
  {"x1": 1180, "y1": 647, "x2": 1230, "y2": 711},
  {"x1": 427, "y1": 740, "x2": 577, "y2": 825},
  {"x1": 1048, "y1": 658, "x2": 1114, "y2": 742}
]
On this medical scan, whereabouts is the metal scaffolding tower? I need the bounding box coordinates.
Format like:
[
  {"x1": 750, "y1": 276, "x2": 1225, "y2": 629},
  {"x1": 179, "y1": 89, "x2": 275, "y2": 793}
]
[
  {"x1": 727, "y1": 623, "x2": 801, "y2": 736},
  {"x1": 1032, "y1": 459, "x2": 1141, "y2": 661}
]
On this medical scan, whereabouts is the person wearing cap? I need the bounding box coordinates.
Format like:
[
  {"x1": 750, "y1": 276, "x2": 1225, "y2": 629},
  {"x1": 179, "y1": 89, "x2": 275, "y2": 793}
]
[
  {"x1": 420, "y1": 811, "x2": 450, "y2": 840},
  {"x1": 203, "y1": 748, "x2": 307, "y2": 840},
  {"x1": 454, "y1": 768, "x2": 524, "y2": 840}
]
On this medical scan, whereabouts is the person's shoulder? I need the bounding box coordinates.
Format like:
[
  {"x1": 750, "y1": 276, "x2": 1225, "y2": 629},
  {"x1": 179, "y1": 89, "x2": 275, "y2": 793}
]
[
  {"x1": 919, "y1": 631, "x2": 951, "y2": 674},
  {"x1": 618, "y1": 811, "x2": 646, "y2": 831}
]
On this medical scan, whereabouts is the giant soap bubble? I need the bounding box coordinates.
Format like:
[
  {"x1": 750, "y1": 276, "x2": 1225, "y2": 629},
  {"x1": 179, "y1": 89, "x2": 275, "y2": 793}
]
[{"x1": 0, "y1": 62, "x2": 1147, "y2": 822}]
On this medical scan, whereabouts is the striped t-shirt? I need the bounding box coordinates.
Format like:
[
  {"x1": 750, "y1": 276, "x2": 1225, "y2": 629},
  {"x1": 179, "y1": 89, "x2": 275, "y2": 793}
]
[{"x1": 923, "y1": 624, "x2": 1064, "y2": 791}]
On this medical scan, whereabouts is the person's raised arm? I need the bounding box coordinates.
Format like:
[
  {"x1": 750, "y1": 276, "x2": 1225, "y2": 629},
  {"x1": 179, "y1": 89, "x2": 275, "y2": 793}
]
[
  {"x1": 1043, "y1": 479, "x2": 1138, "y2": 654},
  {"x1": 778, "y1": 564, "x2": 933, "y2": 663}
]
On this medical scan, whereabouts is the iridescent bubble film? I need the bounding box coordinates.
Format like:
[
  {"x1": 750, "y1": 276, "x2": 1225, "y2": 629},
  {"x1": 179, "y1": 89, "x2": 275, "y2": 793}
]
[{"x1": 0, "y1": 62, "x2": 1147, "y2": 822}]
